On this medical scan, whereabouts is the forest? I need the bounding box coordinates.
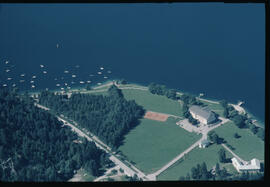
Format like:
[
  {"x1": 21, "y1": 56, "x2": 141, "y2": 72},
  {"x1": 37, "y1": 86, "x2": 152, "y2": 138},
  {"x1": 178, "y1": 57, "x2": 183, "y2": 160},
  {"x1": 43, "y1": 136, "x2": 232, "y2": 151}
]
[
  {"x1": 0, "y1": 88, "x2": 112, "y2": 181},
  {"x1": 38, "y1": 85, "x2": 145, "y2": 149}
]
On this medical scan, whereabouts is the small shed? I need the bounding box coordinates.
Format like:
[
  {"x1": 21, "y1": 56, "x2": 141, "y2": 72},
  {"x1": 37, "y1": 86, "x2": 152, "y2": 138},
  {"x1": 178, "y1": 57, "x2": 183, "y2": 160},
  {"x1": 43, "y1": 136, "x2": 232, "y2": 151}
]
[{"x1": 199, "y1": 139, "x2": 210, "y2": 148}]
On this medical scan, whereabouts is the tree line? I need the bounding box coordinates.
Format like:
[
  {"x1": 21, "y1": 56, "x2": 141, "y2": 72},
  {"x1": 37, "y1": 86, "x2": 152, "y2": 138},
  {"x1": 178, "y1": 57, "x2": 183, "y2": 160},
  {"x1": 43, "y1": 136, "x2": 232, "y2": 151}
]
[
  {"x1": 0, "y1": 88, "x2": 112, "y2": 181},
  {"x1": 220, "y1": 100, "x2": 264, "y2": 141},
  {"x1": 38, "y1": 85, "x2": 145, "y2": 149},
  {"x1": 148, "y1": 83, "x2": 178, "y2": 100}
]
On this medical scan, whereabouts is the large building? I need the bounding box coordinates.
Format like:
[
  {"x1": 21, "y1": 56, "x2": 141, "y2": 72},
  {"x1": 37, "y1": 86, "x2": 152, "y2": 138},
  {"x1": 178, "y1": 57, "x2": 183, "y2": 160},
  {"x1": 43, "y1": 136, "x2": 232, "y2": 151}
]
[
  {"x1": 231, "y1": 157, "x2": 261, "y2": 172},
  {"x1": 189, "y1": 105, "x2": 216, "y2": 125}
]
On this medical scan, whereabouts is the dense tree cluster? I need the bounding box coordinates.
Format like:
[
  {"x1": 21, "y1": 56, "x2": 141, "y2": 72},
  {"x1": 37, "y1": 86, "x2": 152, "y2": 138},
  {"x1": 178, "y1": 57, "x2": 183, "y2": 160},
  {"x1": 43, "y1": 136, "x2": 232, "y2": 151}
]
[
  {"x1": 148, "y1": 83, "x2": 177, "y2": 100},
  {"x1": 208, "y1": 131, "x2": 223, "y2": 144},
  {"x1": 38, "y1": 85, "x2": 145, "y2": 149},
  {"x1": 220, "y1": 100, "x2": 264, "y2": 141},
  {"x1": 0, "y1": 88, "x2": 111, "y2": 181},
  {"x1": 116, "y1": 79, "x2": 128, "y2": 85}
]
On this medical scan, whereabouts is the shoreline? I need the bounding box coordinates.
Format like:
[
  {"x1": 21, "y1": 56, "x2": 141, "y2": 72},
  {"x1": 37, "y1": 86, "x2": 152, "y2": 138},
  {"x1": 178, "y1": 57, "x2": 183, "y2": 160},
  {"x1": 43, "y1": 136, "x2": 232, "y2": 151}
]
[{"x1": 28, "y1": 80, "x2": 264, "y2": 128}]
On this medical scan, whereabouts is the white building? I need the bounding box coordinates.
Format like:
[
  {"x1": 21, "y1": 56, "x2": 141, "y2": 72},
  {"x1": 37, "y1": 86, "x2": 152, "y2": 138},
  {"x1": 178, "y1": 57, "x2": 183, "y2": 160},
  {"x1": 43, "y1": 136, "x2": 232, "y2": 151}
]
[
  {"x1": 189, "y1": 105, "x2": 216, "y2": 125},
  {"x1": 199, "y1": 139, "x2": 210, "y2": 148},
  {"x1": 231, "y1": 157, "x2": 260, "y2": 172}
]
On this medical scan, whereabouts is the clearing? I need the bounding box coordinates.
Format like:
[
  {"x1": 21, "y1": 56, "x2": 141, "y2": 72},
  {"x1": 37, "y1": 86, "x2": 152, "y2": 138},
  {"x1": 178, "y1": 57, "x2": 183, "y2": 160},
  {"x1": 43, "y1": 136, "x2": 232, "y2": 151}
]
[{"x1": 118, "y1": 117, "x2": 201, "y2": 174}]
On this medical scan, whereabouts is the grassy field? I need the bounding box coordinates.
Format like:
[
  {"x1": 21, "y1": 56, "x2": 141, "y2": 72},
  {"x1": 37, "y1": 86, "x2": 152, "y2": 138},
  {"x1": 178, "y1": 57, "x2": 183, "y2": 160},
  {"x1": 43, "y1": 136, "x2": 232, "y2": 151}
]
[
  {"x1": 122, "y1": 89, "x2": 183, "y2": 117},
  {"x1": 118, "y1": 118, "x2": 201, "y2": 174},
  {"x1": 199, "y1": 99, "x2": 225, "y2": 117},
  {"x1": 157, "y1": 144, "x2": 234, "y2": 180},
  {"x1": 214, "y1": 121, "x2": 264, "y2": 161}
]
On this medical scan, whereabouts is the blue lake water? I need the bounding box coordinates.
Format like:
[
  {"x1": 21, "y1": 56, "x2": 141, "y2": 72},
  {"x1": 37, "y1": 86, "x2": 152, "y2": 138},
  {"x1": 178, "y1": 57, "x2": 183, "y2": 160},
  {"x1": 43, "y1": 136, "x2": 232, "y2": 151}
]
[{"x1": 0, "y1": 3, "x2": 265, "y2": 124}]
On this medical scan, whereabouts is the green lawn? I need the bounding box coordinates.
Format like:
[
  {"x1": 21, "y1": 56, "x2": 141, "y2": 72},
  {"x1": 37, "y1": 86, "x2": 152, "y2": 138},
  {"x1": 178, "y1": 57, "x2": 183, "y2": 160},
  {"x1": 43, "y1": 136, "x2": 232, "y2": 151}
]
[
  {"x1": 157, "y1": 144, "x2": 233, "y2": 180},
  {"x1": 214, "y1": 121, "x2": 264, "y2": 161},
  {"x1": 122, "y1": 89, "x2": 183, "y2": 117},
  {"x1": 118, "y1": 118, "x2": 201, "y2": 174}
]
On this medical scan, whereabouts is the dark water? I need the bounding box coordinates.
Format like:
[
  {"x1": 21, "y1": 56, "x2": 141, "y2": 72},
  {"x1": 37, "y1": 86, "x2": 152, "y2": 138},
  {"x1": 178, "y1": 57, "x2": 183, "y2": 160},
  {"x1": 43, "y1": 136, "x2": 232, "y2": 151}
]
[{"x1": 0, "y1": 3, "x2": 265, "y2": 124}]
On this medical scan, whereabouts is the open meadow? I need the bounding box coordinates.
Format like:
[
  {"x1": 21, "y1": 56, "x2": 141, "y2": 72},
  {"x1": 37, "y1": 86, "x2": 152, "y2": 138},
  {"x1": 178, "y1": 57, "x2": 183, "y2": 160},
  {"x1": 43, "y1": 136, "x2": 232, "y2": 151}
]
[
  {"x1": 157, "y1": 144, "x2": 234, "y2": 180},
  {"x1": 122, "y1": 89, "x2": 183, "y2": 117},
  {"x1": 118, "y1": 118, "x2": 201, "y2": 174},
  {"x1": 214, "y1": 121, "x2": 264, "y2": 161}
]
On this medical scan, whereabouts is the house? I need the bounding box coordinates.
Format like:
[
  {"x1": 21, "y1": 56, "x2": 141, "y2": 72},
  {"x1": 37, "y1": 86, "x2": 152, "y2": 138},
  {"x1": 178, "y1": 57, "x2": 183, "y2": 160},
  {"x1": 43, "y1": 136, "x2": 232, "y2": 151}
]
[
  {"x1": 189, "y1": 105, "x2": 216, "y2": 125},
  {"x1": 231, "y1": 157, "x2": 260, "y2": 172},
  {"x1": 199, "y1": 139, "x2": 210, "y2": 148}
]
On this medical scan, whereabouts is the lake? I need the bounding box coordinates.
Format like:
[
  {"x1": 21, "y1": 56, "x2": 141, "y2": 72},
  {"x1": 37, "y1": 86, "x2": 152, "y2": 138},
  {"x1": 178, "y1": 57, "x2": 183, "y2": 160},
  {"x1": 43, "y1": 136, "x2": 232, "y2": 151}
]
[{"x1": 0, "y1": 3, "x2": 265, "y2": 124}]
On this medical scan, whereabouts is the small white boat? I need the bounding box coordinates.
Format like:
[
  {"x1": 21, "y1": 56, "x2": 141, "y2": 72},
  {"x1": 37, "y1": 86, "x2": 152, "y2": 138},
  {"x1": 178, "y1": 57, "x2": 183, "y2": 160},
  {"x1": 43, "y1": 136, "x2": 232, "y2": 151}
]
[
  {"x1": 20, "y1": 74, "x2": 25, "y2": 77},
  {"x1": 19, "y1": 80, "x2": 25, "y2": 83},
  {"x1": 12, "y1": 84, "x2": 16, "y2": 87},
  {"x1": 87, "y1": 80, "x2": 91, "y2": 83},
  {"x1": 7, "y1": 77, "x2": 12, "y2": 81},
  {"x1": 64, "y1": 70, "x2": 69, "y2": 73},
  {"x1": 40, "y1": 65, "x2": 44, "y2": 68},
  {"x1": 31, "y1": 85, "x2": 35, "y2": 88},
  {"x1": 3, "y1": 84, "x2": 7, "y2": 87},
  {"x1": 72, "y1": 75, "x2": 76, "y2": 78},
  {"x1": 60, "y1": 87, "x2": 64, "y2": 90},
  {"x1": 97, "y1": 83, "x2": 101, "y2": 85},
  {"x1": 79, "y1": 81, "x2": 85, "y2": 84},
  {"x1": 89, "y1": 74, "x2": 94, "y2": 77},
  {"x1": 30, "y1": 80, "x2": 34, "y2": 83},
  {"x1": 43, "y1": 71, "x2": 47, "y2": 74},
  {"x1": 45, "y1": 88, "x2": 49, "y2": 91},
  {"x1": 32, "y1": 75, "x2": 36, "y2": 79},
  {"x1": 56, "y1": 84, "x2": 60, "y2": 87},
  {"x1": 5, "y1": 69, "x2": 10, "y2": 72},
  {"x1": 56, "y1": 43, "x2": 59, "y2": 48},
  {"x1": 64, "y1": 83, "x2": 68, "y2": 86},
  {"x1": 5, "y1": 61, "x2": 9, "y2": 64},
  {"x1": 104, "y1": 76, "x2": 108, "y2": 79},
  {"x1": 97, "y1": 72, "x2": 102, "y2": 75},
  {"x1": 100, "y1": 67, "x2": 104, "y2": 70}
]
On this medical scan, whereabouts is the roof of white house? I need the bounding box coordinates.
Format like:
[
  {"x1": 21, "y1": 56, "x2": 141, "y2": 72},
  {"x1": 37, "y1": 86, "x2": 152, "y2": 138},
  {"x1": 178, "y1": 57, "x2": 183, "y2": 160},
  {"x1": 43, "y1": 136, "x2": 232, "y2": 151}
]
[
  {"x1": 189, "y1": 105, "x2": 216, "y2": 121},
  {"x1": 232, "y1": 157, "x2": 260, "y2": 170}
]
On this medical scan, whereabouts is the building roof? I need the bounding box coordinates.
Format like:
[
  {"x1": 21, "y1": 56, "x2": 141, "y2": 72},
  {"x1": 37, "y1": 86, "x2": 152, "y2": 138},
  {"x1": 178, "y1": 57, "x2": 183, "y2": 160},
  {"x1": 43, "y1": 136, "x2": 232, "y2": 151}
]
[
  {"x1": 189, "y1": 105, "x2": 216, "y2": 121},
  {"x1": 231, "y1": 157, "x2": 260, "y2": 171}
]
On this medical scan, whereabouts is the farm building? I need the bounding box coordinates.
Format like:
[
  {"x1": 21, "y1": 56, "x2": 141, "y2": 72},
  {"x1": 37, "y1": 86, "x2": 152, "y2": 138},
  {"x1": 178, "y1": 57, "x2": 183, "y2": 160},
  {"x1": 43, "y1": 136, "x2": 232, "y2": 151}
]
[
  {"x1": 189, "y1": 105, "x2": 216, "y2": 125},
  {"x1": 231, "y1": 157, "x2": 260, "y2": 172}
]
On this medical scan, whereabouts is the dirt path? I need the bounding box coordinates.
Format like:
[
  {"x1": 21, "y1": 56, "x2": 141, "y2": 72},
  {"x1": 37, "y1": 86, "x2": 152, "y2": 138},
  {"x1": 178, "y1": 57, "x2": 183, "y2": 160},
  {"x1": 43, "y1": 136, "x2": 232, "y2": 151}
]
[{"x1": 221, "y1": 144, "x2": 248, "y2": 165}]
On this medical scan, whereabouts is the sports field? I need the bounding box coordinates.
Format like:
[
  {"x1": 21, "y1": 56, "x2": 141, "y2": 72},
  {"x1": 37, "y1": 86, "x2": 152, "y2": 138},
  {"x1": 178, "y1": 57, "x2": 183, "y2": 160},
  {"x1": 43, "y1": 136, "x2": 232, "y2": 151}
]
[
  {"x1": 118, "y1": 118, "x2": 201, "y2": 174},
  {"x1": 144, "y1": 111, "x2": 169, "y2": 121},
  {"x1": 122, "y1": 89, "x2": 183, "y2": 117},
  {"x1": 214, "y1": 121, "x2": 264, "y2": 161},
  {"x1": 157, "y1": 144, "x2": 234, "y2": 180}
]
